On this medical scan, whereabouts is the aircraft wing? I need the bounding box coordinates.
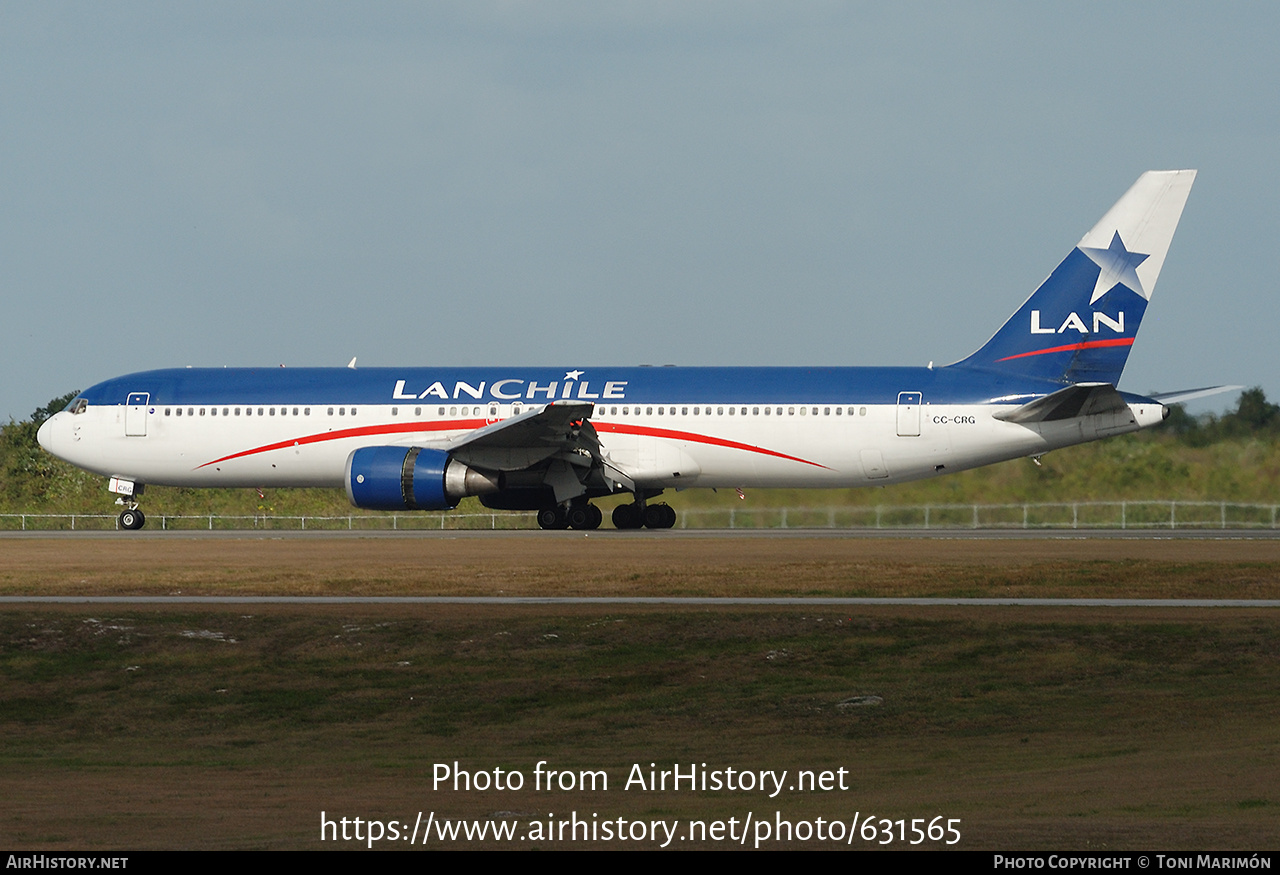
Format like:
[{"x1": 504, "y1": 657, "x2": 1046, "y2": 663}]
[
  {"x1": 992, "y1": 383, "x2": 1131, "y2": 423},
  {"x1": 426, "y1": 401, "x2": 598, "y2": 471},
  {"x1": 427, "y1": 400, "x2": 634, "y2": 501}
]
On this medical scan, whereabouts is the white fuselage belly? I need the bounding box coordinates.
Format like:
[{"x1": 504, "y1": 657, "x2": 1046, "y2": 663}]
[{"x1": 53, "y1": 399, "x2": 1161, "y2": 491}]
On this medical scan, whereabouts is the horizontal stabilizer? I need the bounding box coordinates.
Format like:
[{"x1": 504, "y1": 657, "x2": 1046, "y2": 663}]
[
  {"x1": 1146, "y1": 385, "x2": 1243, "y2": 405},
  {"x1": 993, "y1": 383, "x2": 1129, "y2": 423}
]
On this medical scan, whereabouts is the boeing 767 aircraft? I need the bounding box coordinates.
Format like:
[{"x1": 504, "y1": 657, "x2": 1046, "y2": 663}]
[{"x1": 39, "y1": 170, "x2": 1207, "y2": 530}]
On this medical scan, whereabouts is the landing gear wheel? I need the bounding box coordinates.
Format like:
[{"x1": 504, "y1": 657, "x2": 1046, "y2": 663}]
[
  {"x1": 612, "y1": 503, "x2": 643, "y2": 529},
  {"x1": 643, "y1": 503, "x2": 677, "y2": 529},
  {"x1": 119, "y1": 509, "x2": 146, "y2": 530},
  {"x1": 565, "y1": 503, "x2": 602, "y2": 530},
  {"x1": 537, "y1": 507, "x2": 569, "y2": 530}
]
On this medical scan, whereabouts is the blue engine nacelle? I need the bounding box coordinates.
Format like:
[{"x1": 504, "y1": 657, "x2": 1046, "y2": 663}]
[{"x1": 345, "y1": 446, "x2": 499, "y2": 511}]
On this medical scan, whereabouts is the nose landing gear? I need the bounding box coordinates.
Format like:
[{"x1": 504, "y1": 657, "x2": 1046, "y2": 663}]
[
  {"x1": 118, "y1": 507, "x2": 146, "y2": 530},
  {"x1": 109, "y1": 478, "x2": 147, "y2": 530}
]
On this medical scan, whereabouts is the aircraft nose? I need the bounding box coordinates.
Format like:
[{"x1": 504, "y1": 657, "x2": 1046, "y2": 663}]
[{"x1": 37, "y1": 413, "x2": 65, "y2": 456}]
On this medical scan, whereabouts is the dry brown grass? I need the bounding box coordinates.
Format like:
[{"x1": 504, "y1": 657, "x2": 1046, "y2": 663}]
[
  {"x1": 1, "y1": 537, "x2": 1277, "y2": 850},
  {"x1": 2, "y1": 536, "x2": 1280, "y2": 598}
]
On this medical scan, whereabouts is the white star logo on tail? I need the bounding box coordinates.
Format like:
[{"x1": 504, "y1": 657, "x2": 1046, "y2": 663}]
[{"x1": 1080, "y1": 231, "x2": 1150, "y2": 304}]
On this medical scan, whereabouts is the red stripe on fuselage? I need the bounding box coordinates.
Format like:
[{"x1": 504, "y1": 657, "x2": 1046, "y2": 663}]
[
  {"x1": 592, "y1": 422, "x2": 831, "y2": 469},
  {"x1": 995, "y1": 337, "x2": 1134, "y2": 362},
  {"x1": 196, "y1": 419, "x2": 831, "y2": 470},
  {"x1": 195, "y1": 419, "x2": 487, "y2": 468}
]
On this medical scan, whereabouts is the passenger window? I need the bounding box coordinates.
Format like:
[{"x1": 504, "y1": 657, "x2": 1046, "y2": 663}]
[{"x1": 165, "y1": 408, "x2": 171, "y2": 416}]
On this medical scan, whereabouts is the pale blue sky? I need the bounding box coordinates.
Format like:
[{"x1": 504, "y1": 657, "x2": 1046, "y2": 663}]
[{"x1": 3, "y1": 2, "x2": 1274, "y2": 420}]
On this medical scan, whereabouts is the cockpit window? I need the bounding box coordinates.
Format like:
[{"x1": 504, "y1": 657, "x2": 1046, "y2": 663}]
[{"x1": 68, "y1": 399, "x2": 88, "y2": 415}]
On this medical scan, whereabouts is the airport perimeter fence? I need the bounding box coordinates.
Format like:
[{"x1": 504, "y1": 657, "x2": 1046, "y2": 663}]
[{"x1": 3, "y1": 500, "x2": 1279, "y2": 532}]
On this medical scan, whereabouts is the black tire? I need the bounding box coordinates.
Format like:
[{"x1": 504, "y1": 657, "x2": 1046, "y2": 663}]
[
  {"x1": 641, "y1": 504, "x2": 677, "y2": 529},
  {"x1": 119, "y1": 509, "x2": 143, "y2": 530},
  {"x1": 567, "y1": 505, "x2": 591, "y2": 530},
  {"x1": 585, "y1": 504, "x2": 603, "y2": 529},
  {"x1": 537, "y1": 507, "x2": 568, "y2": 530},
  {"x1": 612, "y1": 503, "x2": 640, "y2": 529}
]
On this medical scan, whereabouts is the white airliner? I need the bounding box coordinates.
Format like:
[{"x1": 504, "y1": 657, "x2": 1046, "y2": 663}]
[{"x1": 40, "y1": 170, "x2": 1209, "y2": 531}]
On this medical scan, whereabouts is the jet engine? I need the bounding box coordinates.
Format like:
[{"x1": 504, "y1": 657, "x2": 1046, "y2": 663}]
[{"x1": 345, "y1": 446, "x2": 499, "y2": 511}]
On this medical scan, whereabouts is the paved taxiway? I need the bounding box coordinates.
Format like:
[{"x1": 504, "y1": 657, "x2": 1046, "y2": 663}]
[
  {"x1": 5, "y1": 527, "x2": 1280, "y2": 540},
  {"x1": 3, "y1": 595, "x2": 1278, "y2": 606}
]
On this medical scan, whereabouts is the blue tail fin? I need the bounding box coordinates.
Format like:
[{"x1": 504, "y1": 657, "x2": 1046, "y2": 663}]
[{"x1": 951, "y1": 170, "x2": 1196, "y2": 385}]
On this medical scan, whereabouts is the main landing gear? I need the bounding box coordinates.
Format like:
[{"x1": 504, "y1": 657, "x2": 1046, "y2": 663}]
[
  {"x1": 610, "y1": 502, "x2": 676, "y2": 530},
  {"x1": 537, "y1": 503, "x2": 603, "y2": 530},
  {"x1": 536, "y1": 501, "x2": 677, "y2": 530}
]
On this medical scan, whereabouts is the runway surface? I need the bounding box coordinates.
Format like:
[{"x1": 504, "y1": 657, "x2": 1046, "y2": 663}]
[
  {"x1": 4, "y1": 527, "x2": 1280, "y2": 540},
  {"x1": 3, "y1": 595, "x2": 1278, "y2": 606}
]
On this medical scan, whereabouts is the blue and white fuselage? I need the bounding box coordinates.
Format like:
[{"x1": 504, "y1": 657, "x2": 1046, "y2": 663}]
[
  {"x1": 36, "y1": 171, "x2": 1199, "y2": 530},
  {"x1": 39, "y1": 365, "x2": 1165, "y2": 489}
]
